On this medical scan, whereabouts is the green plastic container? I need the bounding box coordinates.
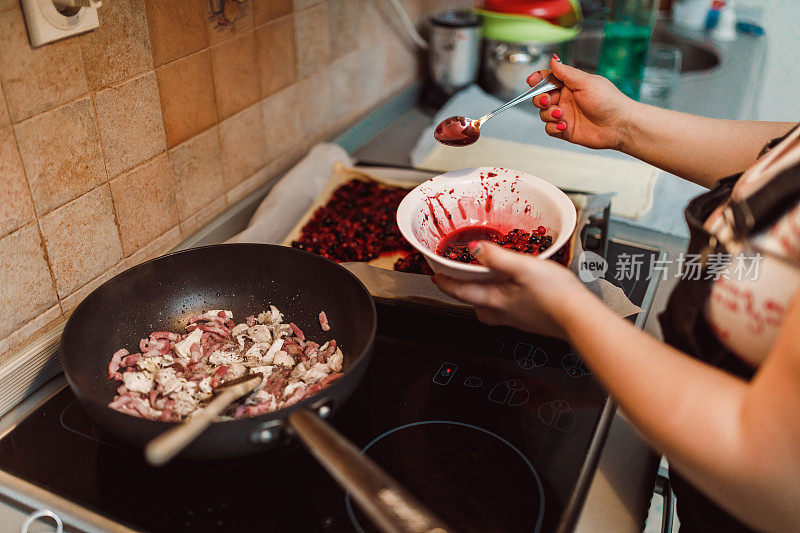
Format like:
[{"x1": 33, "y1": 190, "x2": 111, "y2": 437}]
[
  {"x1": 476, "y1": 0, "x2": 583, "y2": 44},
  {"x1": 596, "y1": 0, "x2": 658, "y2": 99}
]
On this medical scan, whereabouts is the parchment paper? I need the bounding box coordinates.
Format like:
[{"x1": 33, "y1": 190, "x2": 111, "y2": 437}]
[{"x1": 231, "y1": 143, "x2": 641, "y2": 318}]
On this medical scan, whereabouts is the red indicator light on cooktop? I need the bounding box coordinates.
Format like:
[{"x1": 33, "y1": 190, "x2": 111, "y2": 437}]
[{"x1": 433, "y1": 363, "x2": 458, "y2": 385}]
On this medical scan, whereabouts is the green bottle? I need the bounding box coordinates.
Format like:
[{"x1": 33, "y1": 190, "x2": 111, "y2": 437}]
[{"x1": 596, "y1": 0, "x2": 658, "y2": 100}]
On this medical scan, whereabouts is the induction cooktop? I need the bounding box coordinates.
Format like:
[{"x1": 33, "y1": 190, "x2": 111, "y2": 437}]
[{"x1": 0, "y1": 240, "x2": 659, "y2": 532}]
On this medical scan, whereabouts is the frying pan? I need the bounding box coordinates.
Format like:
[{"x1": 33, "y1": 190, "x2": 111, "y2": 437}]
[{"x1": 61, "y1": 244, "x2": 450, "y2": 532}]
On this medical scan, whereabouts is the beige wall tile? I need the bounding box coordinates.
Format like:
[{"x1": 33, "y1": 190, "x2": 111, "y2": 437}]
[
  {"x1": 399, "y1": 0, "x2": 423, "y2": 21},
  {"x1": 81, "y1": 0, "x2": 153, "y2": 90},
  {"x1": 354, "y1": 45, "x2": 383, "y2": 109},
  {"x1": 225, "y1": 150, "x2": 297, "y2": 206},
  {"x1": 357, "y1": 0, "x2": 385, "y2": 50},
  {"x1": 381, "y1": 24, "x2": 421, "y2": 94},
  {"x1": 0, "y1": 126, "x2": 35, "y2": 237},
  {"x1": 39, "y1": 185, "x2": 123, "y2": 299},
  {"x1": 60, "y1": 260, "x2": 126, "y2": 312},
  {"x1": 169, "y1": 127, "x2": 225, "y2": 221},
  {"x1": 293, "y1": 0, "x2": 324, "y2": 9},
  {"x1": 0, "y1": 303, "x2": 61, "y2": 363},
  {"x1": 144, "y1": 0, "x2": 207, "y2": 67},
  {"x1": 294, "y1": 3, "x2": 330, "y2": 77},
  {"x1": 94, "y1": 72, "x2": 167, "y2": 178},
  {"x1": 0, "y1": 82, "x2": 9, "y2": 128},
  {"x1": 205, "y1": 0, "x2": 254, "y2": 44},
  {"x1": 0, "y1": 223, "x2": 58, "y2": 340},
  {"x1": 125, "y1": 225, "x2": 181, "y2": 268},
  {"x1": 15, "y1": 98, "x2": 106, "y2": 216},
  {"x1": 329, "y1": 0, "x2": 358, "y2": 60},
  {"x1": 359, "y1": 0, "x2": 420, "y2": 95},
  {"x1": 155, "y1": 51, "x2": 217, "y2": 148},
  {"x1": 255, "y1": 15, "x2": 296, "y2": 98},
  {"x1": 109, "y1": 154, "x2": 179, "y2": 256},
  {"x1": 261, "y1": 85, "x2": 301, "y2": 161},
  {"x1": 180, "y1": 195, "x2": 227, "y2": 237},
  {"x1": 209, "y1": 31, "x2": 260, "y2": 120},
  {"x1": 218, "y1": 103, "x2": 267, "y2": 188},
  {"x1": 296, "y1": 69, "x2": 333, "y2": 142},
  {"x1": 331, "y1": 51, "x2": 363, "y2": 123},
  {"x1": 0, "y1": 1, "x2": 88, "y2": 122},
  {"x1": 225, "y1": 160, "x2": 279, "y2": 205},
  {"x1": 253, "y1": 0, "x2": 292, "y2": 25}
]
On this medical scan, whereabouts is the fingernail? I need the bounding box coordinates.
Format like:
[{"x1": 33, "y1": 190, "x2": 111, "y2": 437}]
[
  {"x1": 539, "y1": 94, "x2": 549, "y2": 106},
  {"x1": 556, "y1": 122, "x2": 567, "y2": 131},
  {"x1": 551, "y1": 108, "x2": 563, "y2": 119},
  {"x1": 468, "y1": 241, "x2": 482, "y2": 256},
  {"x1": 553, "y1": 53, "x2": 561, "y2": 62}
]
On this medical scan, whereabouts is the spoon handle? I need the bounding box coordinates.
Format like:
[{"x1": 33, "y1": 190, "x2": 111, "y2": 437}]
[
  {"x1": 481, "y1": 73, "x2": 564, "y2": 123},
  {"x1": 145, "y1": 387, "x2": 239, "y2": 466}
]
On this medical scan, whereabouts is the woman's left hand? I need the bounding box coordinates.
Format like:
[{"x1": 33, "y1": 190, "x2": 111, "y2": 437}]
[{"x1": 432, "y1": 241, "x2": 591, "y2": 339}]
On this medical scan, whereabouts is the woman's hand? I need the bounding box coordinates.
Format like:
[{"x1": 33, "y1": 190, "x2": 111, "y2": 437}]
[
  {"x1": 432, "y1": 241, "x2": 592, "y2": 339},
  {"x1": 527, "y1": 55, "x2": 635, "y2": 151}
]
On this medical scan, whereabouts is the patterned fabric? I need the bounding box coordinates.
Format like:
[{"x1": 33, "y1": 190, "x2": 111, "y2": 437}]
[{"x1": 658, "y1": 125, "x2": 800, "y2": 531}]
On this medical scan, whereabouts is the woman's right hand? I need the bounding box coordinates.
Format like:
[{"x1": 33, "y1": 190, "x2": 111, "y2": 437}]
[{"x1": 528, "y1": 55, "x2": 636, "y2": 151}]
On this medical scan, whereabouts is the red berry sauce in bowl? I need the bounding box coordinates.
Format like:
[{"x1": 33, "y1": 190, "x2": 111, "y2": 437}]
[{"x1": 396, "y1": 167, "x2": 577, "y2": 281}]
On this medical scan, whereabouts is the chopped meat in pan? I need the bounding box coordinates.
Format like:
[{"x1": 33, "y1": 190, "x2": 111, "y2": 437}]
[{"x1": 107, "y1": 307, "x2": 343, "y2": 421}]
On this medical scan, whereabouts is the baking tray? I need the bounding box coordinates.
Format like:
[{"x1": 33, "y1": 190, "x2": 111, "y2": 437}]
[{"x1": 277, "y1": 162, "x2": 613, "y2": 307}]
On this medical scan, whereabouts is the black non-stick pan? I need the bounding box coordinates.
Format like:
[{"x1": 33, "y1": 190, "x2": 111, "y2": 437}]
[{"x1": 61, "y1": 244, "x2": 449, "y2": 532}]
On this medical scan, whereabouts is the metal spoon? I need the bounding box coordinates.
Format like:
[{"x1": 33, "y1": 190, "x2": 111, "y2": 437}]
[{"x1": 433, "y1": 73, "x2": 563, "y2": 147}]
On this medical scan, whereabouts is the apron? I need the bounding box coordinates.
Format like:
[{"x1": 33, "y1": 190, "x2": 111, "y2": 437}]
[{"x1": 658, "y1": 125, "x2": 800, "y2": 532}]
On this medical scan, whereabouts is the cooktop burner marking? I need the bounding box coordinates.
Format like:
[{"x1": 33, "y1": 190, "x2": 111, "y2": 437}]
[
  {"x1": 514, "y1": 343, "x2": 547, "y2": 369},
  {"x1": 537, "y1": 400, "x2": 576, "y2": 432},
  {"x1": 59, "y1": 400, "x2": 121, "y2": 449},
  {"x1": 561, "y1": 353, "x2": 591, "y2": 378},
  {"x1": 345, "y1": 420, "x2": 545, "y2": 533},
  {"x1": 432, "y1": 362, "x2": 458, "y2": 385},
  {"x1": 488, "y1": 378, "x2": 530, "y2": 406},
  {"x1": 463, "y1": 376, "x2": 483, "y2": 387}
]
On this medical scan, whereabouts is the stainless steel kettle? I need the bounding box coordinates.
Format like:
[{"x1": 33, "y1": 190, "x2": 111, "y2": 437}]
[{"x1": 428, "y1": 10, "x2": 482, "y2": 94}]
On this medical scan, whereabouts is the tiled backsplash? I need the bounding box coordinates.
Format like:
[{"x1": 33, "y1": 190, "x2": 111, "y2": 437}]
[{"x1": 0, "y1": 0, "x2": 470, "y2": 362}]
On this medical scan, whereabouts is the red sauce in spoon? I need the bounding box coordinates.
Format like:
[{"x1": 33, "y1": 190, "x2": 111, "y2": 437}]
[{"x1": 433, "y1": 116, "x2": 481, "y2": 147}]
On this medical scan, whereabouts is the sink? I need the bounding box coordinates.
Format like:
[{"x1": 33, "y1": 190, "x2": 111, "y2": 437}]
[
  {"x1": 477, "y1": 22, "x2": 720, "y2": 102},
  {"x1": 570, "y1": 23, "x2": 720, "y2": 74}
]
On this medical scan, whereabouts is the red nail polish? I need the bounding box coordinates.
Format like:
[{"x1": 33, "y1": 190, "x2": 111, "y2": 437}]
[
  {"x1": 540, "y1": 94, "x2": 549, "y2": 106},
  {"x1": 552, "y1": 108, "x2": 563, "y2": 119},
  {"x1": 468, "y1": 241, "x2": 482, "y2": 255},
  {"x1": 556, "y1": 122, "x2": 567, "y2": 131}
]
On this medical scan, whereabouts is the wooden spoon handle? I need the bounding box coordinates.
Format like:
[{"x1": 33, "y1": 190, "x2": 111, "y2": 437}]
[{"x1": 144, "y1": 388, "x2": 237, "y2": 467}]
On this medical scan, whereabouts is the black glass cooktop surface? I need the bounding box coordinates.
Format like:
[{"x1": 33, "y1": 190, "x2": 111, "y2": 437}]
[{"x1": 0, "y1": 241, "x2": 657, "y2": 532}]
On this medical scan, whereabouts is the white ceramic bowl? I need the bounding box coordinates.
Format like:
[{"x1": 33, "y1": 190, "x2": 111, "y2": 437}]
[{"x1": 396, "y1": 167, "x2": 577, "y2": 281}]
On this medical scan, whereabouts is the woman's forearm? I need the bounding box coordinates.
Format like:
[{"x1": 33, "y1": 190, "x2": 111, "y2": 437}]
[
  {"x1": 619, "y1": 102, "x2": 795, "y2": 188},
  {"x1": 555, "y1": 293, "x2": 799, "y2": 531}
]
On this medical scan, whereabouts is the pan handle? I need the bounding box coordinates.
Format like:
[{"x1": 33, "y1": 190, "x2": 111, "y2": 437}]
[{"x1": 288, "y1": 409, "x2": 452, "y2": 533}]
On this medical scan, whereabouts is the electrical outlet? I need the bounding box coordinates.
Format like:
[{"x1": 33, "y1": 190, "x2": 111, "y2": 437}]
[{"x1": 20, "y1": 0, "x2": 99, "y2": 48}]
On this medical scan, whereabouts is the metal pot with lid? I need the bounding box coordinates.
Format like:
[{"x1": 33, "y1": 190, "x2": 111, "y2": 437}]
[{"x1": 477, "y1": 1, "x2": 582, "y2": 101}]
